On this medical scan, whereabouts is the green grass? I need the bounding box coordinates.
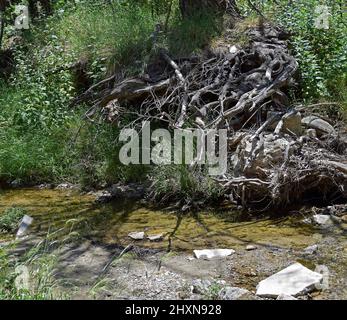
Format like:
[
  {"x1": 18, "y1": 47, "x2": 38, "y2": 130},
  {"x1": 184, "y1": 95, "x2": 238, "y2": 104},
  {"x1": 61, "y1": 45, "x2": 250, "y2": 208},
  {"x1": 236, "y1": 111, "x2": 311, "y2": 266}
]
[
  {"x1": 0, "y1": 236, "x2": 68, "y2": 300},
  {"x1": 0, "y1": 1, "x2": 221, "y2": 187}
]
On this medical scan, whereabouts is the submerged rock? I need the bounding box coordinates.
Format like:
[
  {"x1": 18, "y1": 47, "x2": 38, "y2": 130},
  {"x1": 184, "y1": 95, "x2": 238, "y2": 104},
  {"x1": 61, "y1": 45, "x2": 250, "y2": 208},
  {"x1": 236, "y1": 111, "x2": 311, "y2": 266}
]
[
  {"x1": 246, "y1": 245, "x2": 257, "y2": 251},
  {"x1": 218, "y1": 286, "x2": 250, "y2": 300},
  {"x1": 256, "y1": 263, "x2": 323, "y2": 298},
  {"x1": 128, "y1": 231, "x2": 145, "y2": 240},
  {"x1": 193, "y1": 249, "x2": 235, "y2": 260},
  {"x1": 147, "y1": 234, "x2": 163, "y2": 241}
]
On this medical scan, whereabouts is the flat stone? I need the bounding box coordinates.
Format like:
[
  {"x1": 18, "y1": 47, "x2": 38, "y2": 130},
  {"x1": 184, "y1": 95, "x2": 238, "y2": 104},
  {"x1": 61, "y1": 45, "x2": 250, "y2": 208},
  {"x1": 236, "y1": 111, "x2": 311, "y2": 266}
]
[
  {"x1": 303, "y1": 244, "x2": 318, "y2": 255},
  {"x1": 191, "y1": 279, "x2": 212, "y2": 294},
  {"x1": 312, "y1": 214, "x2": 333, "y2": 226},
  {"x1": 193, "y1": 249, "x2": 235, "y2": 260},
  {"x1": 219, "y1": 286, "x2": 250, "y2": 300},
  {"x1": 302, "y1": 116, "x2": 336, "y2": 135},
  {"x1": 246, "y1": 245, "x2": 257, "y2": 251},
  {"x1": 128, "y1": 231, "x2": 145, "y2": 240},
  {"x1": 282, "y1": 112, "x2": 303, "y2": 136},
  {"x1": 276, "y1": 294, "x2": 298, "y2": 300},
  {"x1": 256, "y1": 263, "x2": 323, "y2": 298},
  {"x1": 147, "y1": 233, "x2": 163, "y2": 241}
]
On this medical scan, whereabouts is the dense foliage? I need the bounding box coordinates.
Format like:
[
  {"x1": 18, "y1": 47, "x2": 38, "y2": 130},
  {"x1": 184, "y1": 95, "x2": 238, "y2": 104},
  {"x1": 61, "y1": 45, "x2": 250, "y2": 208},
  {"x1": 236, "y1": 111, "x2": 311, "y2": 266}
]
[{"x1": 0, "y1": 0, "x2": 345, "y2": 189}]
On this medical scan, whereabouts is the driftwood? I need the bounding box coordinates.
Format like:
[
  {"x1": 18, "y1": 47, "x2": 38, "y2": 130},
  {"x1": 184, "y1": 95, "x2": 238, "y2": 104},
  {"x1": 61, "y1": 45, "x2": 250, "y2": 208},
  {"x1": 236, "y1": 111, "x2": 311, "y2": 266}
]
[{"x1": 73, "y1": 23, "x2": 347, "y2": 208}]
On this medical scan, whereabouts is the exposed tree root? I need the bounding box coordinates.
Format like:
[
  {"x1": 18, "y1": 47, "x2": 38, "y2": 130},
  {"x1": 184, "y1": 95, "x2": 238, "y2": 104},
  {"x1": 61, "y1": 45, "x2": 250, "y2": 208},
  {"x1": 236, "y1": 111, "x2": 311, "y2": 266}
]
[{"x1": 73, "y1": 23, "x2": 347, "y2": 209}]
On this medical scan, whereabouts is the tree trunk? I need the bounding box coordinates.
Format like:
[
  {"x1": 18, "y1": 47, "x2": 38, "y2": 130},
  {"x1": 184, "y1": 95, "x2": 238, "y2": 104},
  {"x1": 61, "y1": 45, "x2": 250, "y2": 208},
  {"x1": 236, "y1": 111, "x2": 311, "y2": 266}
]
[
  {"x1": 180, "y1": 0, "x2": 241, "y2": 18},
  {"x1": 179, "y1": 0, "x2": 227, "y2": 17},
  {"x1": 28, "y1": 0, "x2": 52, "y2": 18},
  {"x1": 0, "y1": 0, "x2": 7, "y2": 50}
]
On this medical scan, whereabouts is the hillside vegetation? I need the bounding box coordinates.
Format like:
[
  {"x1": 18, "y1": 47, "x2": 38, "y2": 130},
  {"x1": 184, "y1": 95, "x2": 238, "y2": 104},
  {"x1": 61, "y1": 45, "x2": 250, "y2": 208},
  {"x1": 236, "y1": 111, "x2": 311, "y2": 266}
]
[{"x1": 0, "y1": 1, "x2": 346, "y2": 205}]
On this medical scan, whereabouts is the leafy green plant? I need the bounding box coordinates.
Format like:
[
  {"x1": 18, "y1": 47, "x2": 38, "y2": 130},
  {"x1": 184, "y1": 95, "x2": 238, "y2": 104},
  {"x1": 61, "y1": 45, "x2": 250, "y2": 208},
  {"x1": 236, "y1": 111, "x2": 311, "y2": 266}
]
[{"x1": 0, "y1": 207, "x2": 26, "y2": 233}]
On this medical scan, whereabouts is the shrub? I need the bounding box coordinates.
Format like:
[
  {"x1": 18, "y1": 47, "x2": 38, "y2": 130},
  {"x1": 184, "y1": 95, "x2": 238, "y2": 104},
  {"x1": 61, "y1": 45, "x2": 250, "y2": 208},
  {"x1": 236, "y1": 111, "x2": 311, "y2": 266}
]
[{"x1": 0, "y1": 207, "x2": 26, "y2": 233}]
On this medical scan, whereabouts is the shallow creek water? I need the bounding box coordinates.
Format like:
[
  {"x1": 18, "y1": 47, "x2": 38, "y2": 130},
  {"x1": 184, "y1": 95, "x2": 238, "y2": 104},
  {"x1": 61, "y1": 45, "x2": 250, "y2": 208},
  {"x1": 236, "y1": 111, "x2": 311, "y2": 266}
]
[
  {"x1": 0, "y1": 188, "x2": 329, "y2": 250},
  {"x1": 1, "y1": 188, "x2": 346, "y2": 299}
]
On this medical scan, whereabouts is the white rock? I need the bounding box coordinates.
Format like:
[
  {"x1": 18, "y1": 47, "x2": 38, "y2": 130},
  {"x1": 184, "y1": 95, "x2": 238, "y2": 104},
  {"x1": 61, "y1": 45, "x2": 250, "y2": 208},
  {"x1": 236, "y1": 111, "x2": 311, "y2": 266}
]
[
  {"x1": 276, "y1": 294, "x2": 298, "y2": 300},
  {"x1": 312, "y1": 214, "x2": 332, "y2": 226},
  {"x1": 16, "y1": 215, "x2": 33, "y2": 239},
  {"x1": 256, "y1": 263, "x2": 323, "y2": 298},
  {"x1": 303, "y1": 244, "x2": 318, "y2": 255},
  {"x1": 246, "y1": 245, "x2": 257, "y2": 251},
  {"x1": 128, "y1": 231, "x2": 145, "y2": 240},
  {"x1": 193, "y1": 249, "x2": 235, "y2": 260},
  {"x1": 229, "y1": 45, "x2": 239, "y2": 54},
  {"x1": 219, "y1": 287, "x2": 250, "y2": 300},
  {"x1": 147, "y1": 233, "x2": 163, "y2": 241}
]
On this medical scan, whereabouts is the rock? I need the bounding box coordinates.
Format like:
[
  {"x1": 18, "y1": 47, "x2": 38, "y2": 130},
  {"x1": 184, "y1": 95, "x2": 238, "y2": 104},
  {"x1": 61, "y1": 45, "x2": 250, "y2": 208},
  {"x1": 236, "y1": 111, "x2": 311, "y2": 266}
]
[
  {"x1": 36, "y1": 183, "x2": 54, "y2": 189},
  {"x1": 314, "y1": 265, "x2": 330, "y2": 291},
  {"x1": 128, "y1": 231, "x2": 145, "y2": 240},
  {"x1": 218, "y1": 286, "x2": 250, "y2": 300},
  {"x1": 246, "y1": 245, "x2": 257, "y2": 251},
  {"x1": 232, "y1": 133, "x2": 299, "y2": 176},
  {"x1": 191, "y1": 279, "x2": 212, "y2": 294},
  {"x1": 193, "y1": 249, "x2": 235, "y2": 260},
  {"x1": 94, "y1": 190, "x2": 113, "y2": 203},
  {"x1": 312, "y1": 214, "x2": 333, "y2": 226},
  {"x1": 16, "y1": 215, "x2": 34, "y2": 239},
  {"x1": 281, "y1": 112, "x2": 303, "y2": 136},
  {"x1": 303, "y1": 244, "x2": 318, "y2": 255},
  {"x1": 276, "y1": 294, "x2": 298, "y2": 300},
  {"x1": 302, "y1": 116, "x2": 336, "y2": 136},
  {"x1": 229, "y1": 45, "x2": 239, "y2": 54},
  {"x1": 303, "y1": 214, "x2": 333, "y2": 227},
  {"x1": 56, "y1": 183, "x2": 75, "y2": 190},
  {"x1": 147, "y1": 233, "x2": 163, "y2": 241},
  {"x1": 306, "y1": 128, "x2": 317, "y2": 138},
  {"x1": 10, "y1": 179, "x2": 22, "y2": 188},
  {"x1": 256, "y1": 263, "x2": 323, "y2": 298}
]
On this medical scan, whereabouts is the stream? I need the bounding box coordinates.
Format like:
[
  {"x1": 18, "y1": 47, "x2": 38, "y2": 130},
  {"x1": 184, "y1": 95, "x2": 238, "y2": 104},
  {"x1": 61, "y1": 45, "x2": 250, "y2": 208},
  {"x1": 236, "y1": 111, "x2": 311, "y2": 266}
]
[{"x1": 0, "y1": 188, "x2": 346, "y2": 300}]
